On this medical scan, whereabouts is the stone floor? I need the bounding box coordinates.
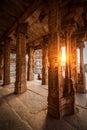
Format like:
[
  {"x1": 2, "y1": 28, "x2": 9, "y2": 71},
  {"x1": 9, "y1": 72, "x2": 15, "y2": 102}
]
[{"x1": 0, "y1": 80, "x2": 87, "y2": 130}]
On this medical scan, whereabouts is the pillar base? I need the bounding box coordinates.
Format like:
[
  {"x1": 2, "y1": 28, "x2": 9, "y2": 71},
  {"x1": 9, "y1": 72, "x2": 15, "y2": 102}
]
[
  {"x1": 15, "y1": 81, "x2": 27, "y2": 94},
  {"x1": 60, "y1": 97, "x2": 75, "y2": 118},
  {"x1": 48, "y1": 96, "x2": 75, "y2": 119},
  {"x1": 48, "y1": 96, "x2": 60, "y2": 119}
]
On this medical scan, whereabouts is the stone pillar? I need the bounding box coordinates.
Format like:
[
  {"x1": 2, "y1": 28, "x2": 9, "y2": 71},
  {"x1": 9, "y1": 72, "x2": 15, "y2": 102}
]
[
  {"x1": 0, "y1": 47, "x2": 3, "y2": 82},
  {"x1": 4, "y1": 37, "x2": 11, "y2": 85},
  {"x1": 62, "y1": 31, "x2": 75, "y2": 116},
  {"x1": 42, "y1": 36, "x2": 48, "y2": 85},
  {"x1": 48, "y1": 1, "x2": 62, "y2": 119},
  {"x1": 63, "y1": 32, "x2": 75, "y2": 96},
  {"x1": 27, "y1": 46, "x2": 34, "y2": 81},
  {"x1": 71, "y1": 37, "x2": 78, "y2": 91},
  {"x1": 15, "y1": 23, "x2": 28, "y2": 94},
  {"x1": 77, "y1": 43, "x2": 85, "y2": 92}
]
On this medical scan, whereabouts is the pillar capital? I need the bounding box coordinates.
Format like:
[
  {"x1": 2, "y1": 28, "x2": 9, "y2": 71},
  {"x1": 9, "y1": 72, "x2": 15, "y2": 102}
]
[
  {"x1": 16, "y1": 23, "x2": 29, "y2": 39},
  {"x1": 77, "y1": 42, "x2": 85, "y2": 49},
  {"x1": 4, "y1": 36, "x2": 12, "y2": 46},
  {"x1": 27, "y1": 42, "x2": 34, "y2": 50},
  {"x1": 62, "y1": 24, "x2": 76, "y2": 36},
  {"x1": 42, "y1": 35, "x2": 49, "y2": 45}
]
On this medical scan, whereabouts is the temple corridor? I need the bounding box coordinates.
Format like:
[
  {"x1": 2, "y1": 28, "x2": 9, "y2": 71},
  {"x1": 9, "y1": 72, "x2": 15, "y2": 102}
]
[
  {"x1": 0, "y1": 81, "x2": 87, "y2": 130},
  {"x1": 1, "y1": 0, "x2": 87, "y2": 129}
]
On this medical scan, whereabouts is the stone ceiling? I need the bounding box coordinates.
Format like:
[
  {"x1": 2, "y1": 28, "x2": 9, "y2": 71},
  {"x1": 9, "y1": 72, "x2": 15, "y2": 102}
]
[
  {"x1": 0, "y1": 0, "x2": 34, "y2": 39},
  {"x1": 0, "y1": 0, "x2": 87, "y2": 49}
]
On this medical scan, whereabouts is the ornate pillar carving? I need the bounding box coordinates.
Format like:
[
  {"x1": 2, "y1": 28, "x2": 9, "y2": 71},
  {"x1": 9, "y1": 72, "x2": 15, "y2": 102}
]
[
  {"x1": 71, "y1": 36, "x2": 78, "y2": 91},
  {"x1": 62, "y1": 30, "x2": 75, "y2": 117},
  {"x1": 15, "y1": 23, "x2": 28, "y2": 94},
  {"x1": 4, "y1": 37, "x2": 11, "y2": 85},
  {"x1": 77, "y1": 43, "x2": 86, "y2": 92},
  {"x1": 27, "y1": 46, "x2": 34, "y2": 81},
  {"x1": 42, "y1": 36, "x2": 48, "y2": 85},
  {"x1": 48, "y1": 1, "x2": 62, "y2": 119},
  {"x1": 63, "y1": 32, "x2": 75, "y2": 96}
]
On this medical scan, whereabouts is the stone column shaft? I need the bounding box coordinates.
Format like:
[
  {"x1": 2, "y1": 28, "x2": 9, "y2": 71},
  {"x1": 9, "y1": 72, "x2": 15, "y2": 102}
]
[
  {"x1": 4, "y1": 38, "x2": 10, "y2": 85},
  {"x1": 78, "y1": 44, "x2": 86, "y2": 92},
  {"x1": 27, "y1": 47, "x2": 34, "y2": 81},
  {"x1": 48, "y1": 2, "x2": 61, "y2": 119},
  {"x1": 42, "y1": 38, "x2": 48, "y2": 85},
  {"x1": 64, "y1": 32, "x2": 75, "y2": 98},
  {"x1": 0, "y1": 50, "x2": 3, "y2": 81},
  {"x1": 80, "y1": 46, "x2": 84, "y2": 75},
  {"x1": 64, "y1": 32, "x2": 72, "y2": 96},
  {"x1": 62, "y1": 31, "x2": 75, "y2": 116},
  {"x1": 71, "y1": 37, "x2": 78, "y2": 91},
  {"x1": 15, "y1": 23, "x2": 28, "y2": 94}
]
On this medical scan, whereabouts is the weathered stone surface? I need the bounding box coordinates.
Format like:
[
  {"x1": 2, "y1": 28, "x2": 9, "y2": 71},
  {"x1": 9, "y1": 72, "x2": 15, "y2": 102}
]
[
  {"x1": 1, "y1": 0, "x2": 87, "y2": 121},
  {"x1": 71, "y1": 37, "x2": 78, "y2": 91},
  {"x1": 42, "y1": 36, "x2": 48, "y2": 85},
  {"x1": 48, "y1": 2, "x2": 62, "y2": 119},
  {"x1": 4, "y1": 37, "x2": 11, "y2": 85},
  {"x1": 27, "y1": 46, "x2": 34, "y2": 81},
  {"x1": 77, "y1": 43, "x2": 86, "y2": 93},
  {"x1": 15, "y1": 23, "x2": 28, "y2": 94},
  {"x1": 0, "y1": 47, "x2": 3, "y2": 82},
  {"x1": 2, "y1": 82, "x2": 87, "y2": 130}
]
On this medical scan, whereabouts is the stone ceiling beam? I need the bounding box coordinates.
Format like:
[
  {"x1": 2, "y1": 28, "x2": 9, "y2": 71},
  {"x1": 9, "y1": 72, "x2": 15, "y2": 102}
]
[{"x1": 0, "y1": 0, "x2": 43, "y2": 42}]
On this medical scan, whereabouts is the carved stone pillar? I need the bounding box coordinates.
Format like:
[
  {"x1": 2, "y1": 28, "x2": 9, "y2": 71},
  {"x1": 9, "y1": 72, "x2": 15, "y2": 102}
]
[
  {"x1": 48, "y1": 1, "x2": 62, "y2": 119},
  {"x1": 15, "y1": 23, "x2": 28, "y2": 94},
  {"x1": 0, "y1": 47, "x2": 3, "y2": 82},
  {"x1": 42, "y1": 36, "x2": 48, "y2": 85},
  {"x1": 71, "y1": 37, "x2": 78, "y2": 91},
  {"x1": 64, "y1": 32, "x2": 75, "y2": 95},
  {"x1": 27, "y1": 46, "x2": 34, "y2": 81},
  {"x1": 77, "y1": 43, "x2": 85, "y2": 93},
  {"x1": 4, "y1": 37, "x2": 11, "y2": 85},
  {"x1": 63, "y1": 31, "x2": 75, "y2": 116}
]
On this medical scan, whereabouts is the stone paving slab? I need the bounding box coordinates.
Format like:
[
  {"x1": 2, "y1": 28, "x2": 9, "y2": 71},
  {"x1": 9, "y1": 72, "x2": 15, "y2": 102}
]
[
  {"x1": 64, "y1": 106, "x2": 87, "y2": 130},
  {"x1": 0, "y1": 89, "x2": 76, "y2": 130},
  {"x1": 27, "y1": 82, "x2": 48, "y2": 97},
  {"x1": 1, "y1": 82, "x2": 87, "y2": 130},
  {"x1": 76, "y1": 93, "x2": 87, "y2": 108},
  {"x1": 0, "y1": 98, "x2": 32, "y2": 130}
]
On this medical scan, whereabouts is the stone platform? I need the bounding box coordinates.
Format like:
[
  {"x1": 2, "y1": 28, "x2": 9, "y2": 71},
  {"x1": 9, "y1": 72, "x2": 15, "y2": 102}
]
[{"x1": 0, "y1": 81, "x2": 87, "y2": 130}]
